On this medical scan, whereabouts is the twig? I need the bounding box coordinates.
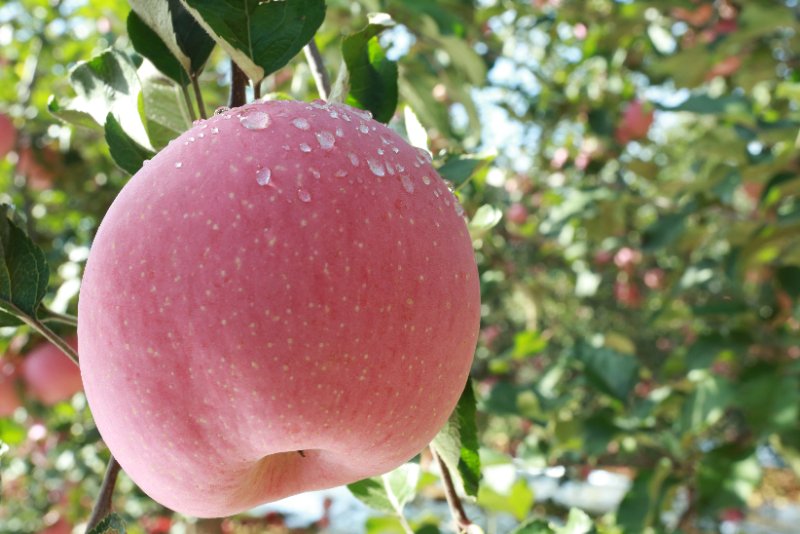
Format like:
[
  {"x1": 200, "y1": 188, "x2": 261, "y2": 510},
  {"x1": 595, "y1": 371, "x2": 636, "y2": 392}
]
[
  {"x1": 430, "y1": 446, "x2": 473, "y2": 533},
  {"x1": 85, "y1": 455, "x2": 122, "y2": 532},
  {"x1": 303, "y1": 39, "x2": 331, "y2": 101},
  {"x1": 229, "y1": 60, "x2": 247, "y2": 108},
  {"x1": 180, "y1": 84, "x2": 197, "y2": 122},
  {"x1": 39, "y1": 307, "x2": 79, "y2": 327},
  {"x1": 22, "y1": 315, "x2": 79, "y2": 366},
  {"x1": 191, "y1": 74, "x2": 207, "y2": 119}
]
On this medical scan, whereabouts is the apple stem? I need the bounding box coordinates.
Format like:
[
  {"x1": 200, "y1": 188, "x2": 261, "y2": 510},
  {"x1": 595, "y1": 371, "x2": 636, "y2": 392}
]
[
  {"x1": 303, "y1": 39, "x2": 331, "y2": 101},
  {"x1": 229, "y1": 60, "x2": 247, "y2": 108},
  {"x1": 191, "y1": 74, "x2": 208, "y2": 119},
  {"x1": 430, "y1": 446, "x2": 473, "y2": 533},
  {"x1": 85, "y1": 455, "x2": 122, "y2": 532},
  {"x1": 253, "y1": 79, "x2": 262, "y2": 100},
  {"x1": 180, "y1": 84, "x2": 198, "y2": 122}
]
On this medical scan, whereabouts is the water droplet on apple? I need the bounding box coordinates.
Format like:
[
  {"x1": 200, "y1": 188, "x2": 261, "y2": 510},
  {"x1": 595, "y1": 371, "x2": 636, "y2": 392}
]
[
  {"x1": 211, "y1": 127, "x2": 219, "y2": 134},
  {"x1": 358, "y1": 123, "x2": 370, "y2": 134},
  {"x1": 422, "y1": 175, "x2": 431, "y2": 185},
  {"x1": 292, "y1": 118, "x2": 310, "y2": 130},
  {"x1": 415, "y1": 147, "x2": 433, "y2": 164},
  {"x1": 256, "y1": 168, "x2": 272, "y2": 186},
  {"x1": 299, "y1": 143, "x2": 312, "y2": 153},
  {"x1": 400, "y1": 175, "x2": 415, "y2": 193},
  {"x1": 315, "y1": 131, "x2": 335, "y2": 150},
  {"x1": 214, "y1": 106, "x2": 230, "y2": 116},
  {"x1": 335, "y1": 127, "x2": 344, "y2": 137},
  {"x1": 175, "y1": 162, "x2": 183, "y2": 169},
  {"x1": 348, "y1": 153, "x2": 360, "y2": 167},
  {"x1": 297, "y1": 189, "x2": 312, "y2": 202},
  {"x1": 367, "y1": 159, "x2": 385, "y2": 177},
  {"x1": 240, "y1": 111, "x2": 270, "y2": 130}
]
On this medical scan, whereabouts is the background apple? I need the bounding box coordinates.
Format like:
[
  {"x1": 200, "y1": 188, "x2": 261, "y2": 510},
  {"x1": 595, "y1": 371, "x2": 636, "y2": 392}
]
[
  {"x1": 615, "y1": 100, "x2": 654, "y2": 145},
  {"x1": 78, "y1": 100, "x2": 481, "y2": 517},
  {"x1": 0, "y1": 113, "x2": 16, "y2": 159},
  {"x1": 0, "y1": 358, "x2": 21, "y2": 417},
  {"x1": 22, "y1": 337, "x2": 82, "y2": 406}
]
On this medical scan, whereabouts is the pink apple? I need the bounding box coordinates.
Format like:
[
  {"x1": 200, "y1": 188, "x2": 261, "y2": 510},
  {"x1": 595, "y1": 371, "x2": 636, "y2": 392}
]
[
  {"x1": 0, "y1": 113, "x2": 16, "y2": 159},
  {"x1": 615, "y1": 100, "x2": 654, "y2": 145},
  {"x1": 22, "y1": 337, "x2": 82, "y2": 406},
  {"x1": 39, "y1": 518, "x2": 72, "y2": 534},
  {"x1": 506, "y1": 203, "x2": 528, "y2": 225},
  {"x1": 0, "y1": 359, "x2": 21, "y2": 417},
  {"x1": 78, "y1": 100, "x2": 481, "y2": 517}
]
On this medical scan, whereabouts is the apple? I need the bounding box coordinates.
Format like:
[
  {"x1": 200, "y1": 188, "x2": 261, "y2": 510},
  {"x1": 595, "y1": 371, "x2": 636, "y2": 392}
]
[
  {"x1": 614, "y1": 100, "x2": 653, "y2": 145},
  {"x1": 39, "y1": 518, "x2": 72, "y2": 534},
  {"x1": 17, "y1": 145, "x2": 62, "y2": 191},
  {"x1": 78, "y1": 100, "x2": 481, "y2": 517},
  {"x1": 506, "y1": 203, "x2": 528, "y2": 225},
  {"x1": 0, "y1": 359, "x2": 21, "y2": 417},
  {"x1": 22, "y1": 337, "x2": 83, "y2": 406},
  {"x1": 0, "y1": 113, "x2": 16, "y2": 159}
]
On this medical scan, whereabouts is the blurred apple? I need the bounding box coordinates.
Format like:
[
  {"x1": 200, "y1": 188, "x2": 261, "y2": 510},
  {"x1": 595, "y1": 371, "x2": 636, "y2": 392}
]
[
  {"x1": 0, "y1": 113, "x2": 16, "y2": 159},
  {"x1": 507, "y1": 203, "x2": 528, "y2": 224},
  {"x1": 643, "y1": 268, "x2": 665, "y2": 289},
  {"x1": 613, "y1": 247, "x2": 642, "y2": 271},
  {"x1": 0, "y1": 359, "x2": 21, "y2": 417},
  {"x1": 39, "y1": 518, "x2": 72, "y2": 534},
  {"x1": 614, "y1": 280, "x2": 642, "y2": 308},
  {"x1": 707, "y1": 56, "x2": 742, "y2": 80},
  {"x1": 615, "y1": 100, "x2": 654, "y2": 145},
  {"x1": 22, "y1": 337, "x2": 82, "y2": 406},
  {"x1": 17, "y1": 144, "x2": 63, "y2": 190}
]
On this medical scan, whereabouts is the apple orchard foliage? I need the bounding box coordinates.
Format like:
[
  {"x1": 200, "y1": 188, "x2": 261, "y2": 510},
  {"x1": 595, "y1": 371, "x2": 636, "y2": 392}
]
[{"x1": 1, "y1": 0, "x2": 800, "y2": 532}]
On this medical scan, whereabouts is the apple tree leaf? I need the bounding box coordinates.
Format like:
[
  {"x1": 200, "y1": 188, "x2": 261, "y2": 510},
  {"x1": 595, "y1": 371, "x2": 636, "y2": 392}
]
[
  {"x1": 342, "y1": 14, "x2": 398, "y2": 123},
  {"x1": 105, "y1": 113, "x2": 156, "y2": 175},
  {"x1": 87, "y1": 513, "x2": 127, "y2": 534},
  {"x1": 139, "y1": 70, "x2": 193, "y2": 150},
  {"x1": 431, "y1": 378, "x2": 481, "y2": 497},
  {"x1": 575, "y1": 342, "x2": 640, "y2": 402},
  {"x1": 0, "y1": 206, "x2": 49, "y2": 320},
  {"x1": 128, "y1": 0, "x2": 214, "y2": 78},
  {"x1": 347, "y1": 463, "x2": 420, "y2": 516},
  {"x1": 180, "y1": 0, "x2": 326, "y2": 83},
  {"x1": 128, "y1": 10, "x2": 189, "y2": 86}
]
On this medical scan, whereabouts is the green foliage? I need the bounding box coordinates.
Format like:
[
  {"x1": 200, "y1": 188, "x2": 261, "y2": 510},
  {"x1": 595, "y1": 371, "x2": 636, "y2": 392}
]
[
  {"x1": 431, "y1": 379, "x2": 481, "y2": 496},
  {"x1": 348, "y1": 464, "x2": 419, "y2": 517},
  {"x1": 87, "y1": 513, "x2": 127, "y2": 534},
  {"x1": 342, "y1": 15, "x2": 398, "y2": 123},
  {"x1": 0, "y1": 207, "x2": 48, "y2": 320}
]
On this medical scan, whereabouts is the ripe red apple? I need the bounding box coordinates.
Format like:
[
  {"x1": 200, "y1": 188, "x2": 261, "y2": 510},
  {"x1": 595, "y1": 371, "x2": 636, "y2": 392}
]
[
  {"x1": 22, "y1": 337, "x2": 82, "y2": 406},
  {"x1": 0, "y1": 359, "x2": 21, "y2": 417},
  {"x1": 0, "y1": 113, "x2": 16, "y2": 159},
  {"x1": 78, "y1": 100, "x2": 480, "y2": 517},
  {"x1": 615, "y1": 100, "x2": 653, "y2": 145},
  {"x1": 506, "y1": 203, "x2": 528, "y2": 225},
  {"x1": 39, "y1": 518, "x2": 72, "y2": 534}
]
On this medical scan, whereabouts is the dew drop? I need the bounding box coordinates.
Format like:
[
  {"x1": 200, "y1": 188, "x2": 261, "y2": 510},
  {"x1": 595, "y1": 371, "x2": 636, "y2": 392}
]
[
  {"x1": 335, "y1": 127, "x2": 345, "y2": 138},
  {"x1": 400, "y1": 175, "x2": 415, "y2": 193},
  {"x1": 348, "y1": 153, "x2": 360, "y2": 167},
  {"x1": 335, "y1": 170, "x2": 348, "y2": 178},
  {"x1": 256, "y1": 167, "x2": 272, "y2": 186},
  {"x1": 358, "y1": 123, "x2": 370, "y2": 134},
  {"x1": 292, "y1": 118, "x2": 310, "y2": 130},
  {"x1": 240, "y1": 111, "x2": 270, "y2": 130},
  {"x1": 329, "y1": 110, "x2": 339, "y2": 119},
  {"x1": 315, "y1": 130, "x2": 335, "y2": 150},
  {"x1": 353, "y1": 108, "x2": 373, "y2": 120},
  {"x1": 415, "y1": 147, "x2": 433, "y2": 164},
  {"x1": 341, "y1": 112, "x2": 352, "y2": 122},
  {"x1": 214, "y1": 107, "x2": 230, "y2": 115},
  {"x1": 310, "y1": 167, "x2": 321, "y2": 179},
  {"x1": 377, "y1": 148, "x2": 385, "y2": 156},
  {"x1": 392, "y1": 147, "x2": 400, "y2": 154},
  {"x1": 454, "y1": 201, "x2": 465, "y2": 217},
  {"x1": 211, "y1": 127, "x2": 220, "y2": 134},
  {"x1": 299, "y1": 143, "x2": 312, "y2": 153},
  {"x1": 367, "y1": 159, "x2": 386, "y2": 177},
  {"x1": 385, "y1": 161, "x2": 396, "y2": 175},
  {"x1": 422, "y1": 175, "x2": 431, "y2": 185},
  {"x1": 192, "y1": 119, "x2": 202, "y2": 126},
  {"x1": 297, "y1": 189, "x2": 312, "y2": 202},
  {"x1": 175, "y1": 162, "x2": 183, "y2": 169}
]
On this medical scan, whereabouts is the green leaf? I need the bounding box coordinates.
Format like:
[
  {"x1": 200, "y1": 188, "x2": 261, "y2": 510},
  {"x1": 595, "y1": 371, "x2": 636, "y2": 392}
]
[
  {"x1": 737, "y1": 367, "x2": 799, "y2": 435},
  {"x1": 0, "y1": 419, "x2": 26, "y2": 446},
  {"x1": 510, "y1": 518, "x2": 554, "y2": 534},
  {"x1": 575, "y1": 342, "x2": 640, "y2": 401},
  {"x1": 104, "y1": 113, "x2": 156, "y2": 175},
  {"x1": 477, "y1": 479, "x2": 534, "y2": 521},
  {"x1": 777, "y1": 266, "x2": 800, "y2": 298},
  {"x1": 696, "y1": 446, "x2": 761, "y2": 511},
  {"x1": 50, "y1": 48, "x2": 153, "y2": 150},
  {"x1": 47, "y1": 96, "x2": 102, "y2": 130},
  {"x1": 139, "y1": 70, "x2": 193, "y2": 149},
  {"x1": 129, "y1": 0, "x2": 214, "y2": 77},
  {"x1": 181, "y1": 0, "x2": 326, "y2": 82},
  {"x1": 431, "y1": 379, "x2": 481, "y2": 497},
  {"x1": 641, "y1": 212, "x2": 687, "y2": 251},
  {"x1": 469, "y1": 205, "x2": 503, "y2": 234},
  {"x1": 342, "y1": 15, "x2": 399, "y2": 123},
  {"x1": 0, "y1": 208, "x2": 49, "y2": 319},
  {"x1": 677, "y1": 373, "x2": 732, "y2": 435},
  {"x1": 555, "y1": 508, "x2": 594, "y2": 534},
  {"x1": 616, "y1": 460, "x2": 673, "y2": 533},
  {"x1": 128, "y1": 10, "x2": 189, "y2": 86},
  {"x1": 512, "y1": 330, "x2": 548, "y2": 359},
  {"x1": 437, "y1": 154, "x2": 492, "y2": 188},
  {"x1": 87, "y1": 513, "x2": 127, "y2": 534},
  {"x1": 348, "y1": 464, "x2": 419, "y2": 516}
]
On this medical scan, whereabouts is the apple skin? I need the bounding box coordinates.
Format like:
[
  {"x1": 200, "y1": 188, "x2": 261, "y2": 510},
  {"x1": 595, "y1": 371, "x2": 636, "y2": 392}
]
[
  {"x1": 22, "y1": 337, "x2": 82, "y2": 406},
  {"x1": 78, "y1": 100, "x2": 481, "y2": 517},
  {"x1": 0, "y1": 113, "x2": 16, "y2": 159}
]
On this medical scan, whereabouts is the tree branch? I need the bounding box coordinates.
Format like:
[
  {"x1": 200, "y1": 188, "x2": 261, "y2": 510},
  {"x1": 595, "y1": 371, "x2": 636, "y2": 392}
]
[
  {"x1": 430, "y1": 446, "x2": 473, "y2": 533},
  {"x1": 229, "y1": 60, "x2": 247, "y2": 108},
  {"x1": 23, "y1": 315, "x2": 79, "y2": 366},
  {"x1": 303, "y1": 39, "x2": 331, "y2": 101},
  {"x1": 85, "y1": 455, "x2": 122, "y2": 532}
]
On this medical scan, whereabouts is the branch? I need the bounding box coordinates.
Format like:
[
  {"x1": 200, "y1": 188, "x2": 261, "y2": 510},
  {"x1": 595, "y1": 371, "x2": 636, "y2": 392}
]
[
  {"x1": 85, "y1": 455, "x2": 122, "y2": 532},
  {"x1": 303, "y1": 39, "x2": 331, "y2": 101},
  {"x1": 23, "y1": 315, "x2": 79, "y2": 366},
  {"x1": 430, "y1": 446, "x2": 473, "y2": 533},
  {"x1": 191, "y1": 74, "x2": 207, "y2": 119},
  {"x1": 229, "y1": 60, "x2": 247, "y2": 108},
  {"x1": 39, "y1": 307, "x2": 78, "y2": 327}
]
